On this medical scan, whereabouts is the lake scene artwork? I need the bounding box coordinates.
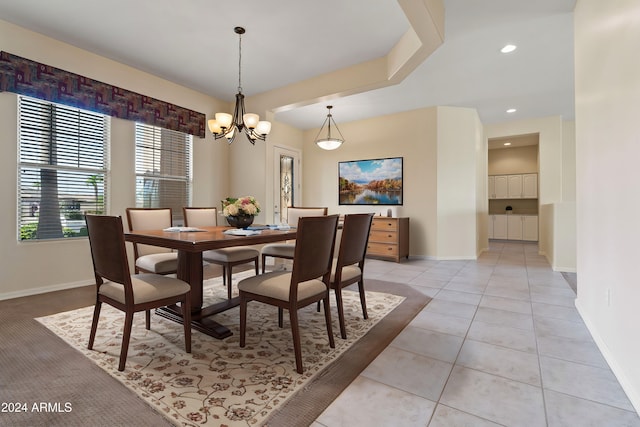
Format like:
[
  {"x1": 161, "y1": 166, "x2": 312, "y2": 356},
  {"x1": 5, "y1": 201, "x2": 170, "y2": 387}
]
[{"x1": 339, "y1": 157, "x2": 403, "y2": 205}]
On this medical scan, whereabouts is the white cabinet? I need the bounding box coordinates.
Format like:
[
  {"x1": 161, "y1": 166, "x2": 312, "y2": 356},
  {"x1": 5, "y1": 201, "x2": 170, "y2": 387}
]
[
  {"x1": 488, "y1": 176, "x2": 495, "y2": 199},
  {"x1": 507, "y1": 215, "x2": 524, "y2": 240},
  {"x1": 507, "y1": 175, "x2": 523, "y2": 198},
  {"x1": 489, "y1": 215, "x2": 508, "y2": 239},
  {"x1": 492, "y1": 175, "x2": 509, "y2": 199},
  {"x1": 523, "y1": 215, "x2": 538, "y2": 241},
  {"x1": 522, "y1": 174, "x2": 538, "y2": 198},
  {"x1": 488, "y1": 173, "x2": 537, "y2": 199},
  {"x1": 489, "y1": 215, "x2": 538, "y2": 241}
]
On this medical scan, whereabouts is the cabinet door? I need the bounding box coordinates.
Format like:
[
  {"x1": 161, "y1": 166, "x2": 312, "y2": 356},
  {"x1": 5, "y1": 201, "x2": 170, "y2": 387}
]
[
  {"x1": 507, "y1": 215, "x2": 523, "y2": 240},
  {"x1": 523, "y1": 216, "x2": 538, "y2": 241},
  {"x1": 522, "y1": 174, "x2": 538, "y2": 198},
  {"x1": 493, "y1": 215, "x2": 508, "y2": 239},
  {"x1": 507, "y1": 175, "x2": 523, "y2": 198},
  {"x1": 494, "y1": 176, "x2": 509, "y2": 199},
  {"x1": 488, "y1": 176, "x2": 496, "y2": 199},
  {"x1": 488, "y1": 215, "x2": 494, "y2": 238}
]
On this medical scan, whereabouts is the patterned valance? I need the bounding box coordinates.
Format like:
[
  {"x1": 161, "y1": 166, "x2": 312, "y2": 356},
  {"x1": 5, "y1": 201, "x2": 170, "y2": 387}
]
[{"x1": 0, "y1": 51, "x2": 205, "y2": 138}]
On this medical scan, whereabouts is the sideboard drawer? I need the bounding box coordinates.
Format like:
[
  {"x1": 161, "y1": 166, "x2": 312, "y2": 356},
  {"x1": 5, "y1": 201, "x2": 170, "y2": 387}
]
[
  {"x1": 370, "y1": 219, "x2": 398, "y2": 232},
  {"x1": 369, "y1": 230, "x2": 398, "y2": 243},
  {"x1": 366, "y1": 217, "x2": 409, "y2": 262},
  {"x1": 367, "y1": 242, "x2": 399, "y2": 257}
]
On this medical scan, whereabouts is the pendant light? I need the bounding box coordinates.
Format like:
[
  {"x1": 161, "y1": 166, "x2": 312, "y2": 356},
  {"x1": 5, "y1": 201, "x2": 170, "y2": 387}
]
[
  {"x1": 315, "y1": 105, "x2": 344, "y2": 150},
  {"x1": 207, "y1": 27, "x2": 271, "y2": 145}
]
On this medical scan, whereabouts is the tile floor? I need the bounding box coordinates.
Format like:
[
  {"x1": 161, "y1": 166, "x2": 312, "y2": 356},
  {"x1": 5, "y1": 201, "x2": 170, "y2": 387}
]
[{"x1": 313, "y1": 241, "x2": 640, "y2": 427}]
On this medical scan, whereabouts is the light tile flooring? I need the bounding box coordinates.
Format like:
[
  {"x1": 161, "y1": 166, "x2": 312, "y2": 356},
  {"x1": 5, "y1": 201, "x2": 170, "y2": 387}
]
[{"x1": 313, "y1": 241, "x2": 640, "y2": 427}]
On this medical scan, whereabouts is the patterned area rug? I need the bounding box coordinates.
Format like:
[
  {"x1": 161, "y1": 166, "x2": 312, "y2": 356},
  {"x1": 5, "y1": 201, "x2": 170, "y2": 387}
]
[{"x1": 37, "y1": 272, "x2": 404, "y2": 427}]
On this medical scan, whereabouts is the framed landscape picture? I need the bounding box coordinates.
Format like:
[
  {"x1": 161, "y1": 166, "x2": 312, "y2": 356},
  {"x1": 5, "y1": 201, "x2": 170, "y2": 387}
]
[{"x1": 338, "y1": 157, "x2": 403, "y2": 205}]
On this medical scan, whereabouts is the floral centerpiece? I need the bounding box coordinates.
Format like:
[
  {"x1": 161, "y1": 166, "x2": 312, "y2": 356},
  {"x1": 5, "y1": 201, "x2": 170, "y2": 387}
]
[{"x1": 221, "y1": 196, "x2": 260, "y2": 228}]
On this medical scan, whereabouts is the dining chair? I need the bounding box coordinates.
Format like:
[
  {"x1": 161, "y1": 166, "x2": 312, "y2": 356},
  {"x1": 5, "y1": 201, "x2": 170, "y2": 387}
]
[
  {"x1": 260, "y1": 207, "x2": 328, "y2": 273},
  {"x1": 125, "y1": 208, "x2": 178, "y2": 275},
  {"x1": 183, "y1": 207, "x2": 259, "y2": 299},
  {"x1": 85, "y1": 214, "x2": 192, "y2": 371},
  {"x1": 319, "y1": 213, "x2": 375, "y2": 339},
  {"x1": 238, "y1": 214, "x2": 339, "y2": 374}
]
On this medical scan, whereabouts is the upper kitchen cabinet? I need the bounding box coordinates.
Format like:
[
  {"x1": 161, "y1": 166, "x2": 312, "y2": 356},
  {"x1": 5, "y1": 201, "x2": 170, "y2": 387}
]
[
  {"x1": 489, "y1": 175, "x2": 509, "y2": 199},
  {"x1": 522, "y1": 173, "x2": 538, "y2": 198},
  {"x1": 489, "y1": 173, "x2": 537, "y2": 199}
]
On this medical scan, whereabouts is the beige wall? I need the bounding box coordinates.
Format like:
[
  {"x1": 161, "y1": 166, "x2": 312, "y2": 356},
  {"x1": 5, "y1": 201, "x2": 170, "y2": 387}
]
[
  {"x1": 0, "y1": 19, "x2": 227, "y2": 298},
  {"x1": 574, "y1": 0, "x2": 640, "y2": 411},
  {"x1": 488, "y1": 145, "x2": 539, "y2": 175},
  {"x1": 302, "y1": 107, "x2": 438, "y2": 257},
  {"x1": 300, "y1": 106, "x2": 482, "y2": 259},
  {"x1": 436, "y1": 107, "x2": 482, "y2": 259}
]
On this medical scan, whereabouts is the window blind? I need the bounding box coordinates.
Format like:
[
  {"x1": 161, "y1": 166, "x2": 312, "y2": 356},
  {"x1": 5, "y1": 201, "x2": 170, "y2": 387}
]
[
  {"x1": 18, "y1": 96, "x2": 109, "y2": 241},
  {"x1": 135, "y1": 124, "x2": 192, "y2": 223}
]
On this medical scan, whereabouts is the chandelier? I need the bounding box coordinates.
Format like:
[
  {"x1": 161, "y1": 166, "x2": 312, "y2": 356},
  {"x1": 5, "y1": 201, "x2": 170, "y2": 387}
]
[
  {"x1": 208, "y1": 27, "x2": 271, "y2": 145},
  {"x1": 314, "y1": 105, "x2": 344, "y2": 150}
]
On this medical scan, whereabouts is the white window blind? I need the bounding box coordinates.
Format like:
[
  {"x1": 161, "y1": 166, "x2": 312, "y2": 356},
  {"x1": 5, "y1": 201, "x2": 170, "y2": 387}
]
[
  {"x1": 18, "y1": 96, "x2": 109, "y2": 241},
  {"x1": 135, "y1": 124, "x2": 192, "y2": 223}
]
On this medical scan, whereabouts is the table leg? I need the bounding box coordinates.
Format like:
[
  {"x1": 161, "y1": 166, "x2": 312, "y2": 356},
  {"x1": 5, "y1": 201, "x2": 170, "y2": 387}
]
[
  {"x1": 176, "y1": 250, "x2": 204, "y2": 309},
  {"x1": 155, "y1": 250, "x2": 235, "y2": 339}
]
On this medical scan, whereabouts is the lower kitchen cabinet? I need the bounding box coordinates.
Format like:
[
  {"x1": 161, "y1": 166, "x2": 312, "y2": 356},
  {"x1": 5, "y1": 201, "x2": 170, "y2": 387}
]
[{"x1": 489, "y1": 214, "x2": 538, "y2": 241}]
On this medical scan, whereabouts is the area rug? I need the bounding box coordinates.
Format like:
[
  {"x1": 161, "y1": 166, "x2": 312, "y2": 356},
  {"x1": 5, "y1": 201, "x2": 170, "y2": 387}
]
[{"x1": 37, "y1": 272, "x2": 405, "y2": 427}]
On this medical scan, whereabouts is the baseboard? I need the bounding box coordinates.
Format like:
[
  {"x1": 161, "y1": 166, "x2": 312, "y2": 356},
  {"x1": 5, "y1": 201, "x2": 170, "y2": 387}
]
[
  {"x1": 435, "y1": 255, "x2": 478, "y2": 261},
  {"x1": 406, "y1": 255, "x2": 437, "y2": 261},
  {"x1": 553, "y1": 266, "x2": 577, "y2": 273},
  {"x1": 0, "y1": 279, "x2": 92, "y2": 301},
  {"x1": 575, "y1": 299, "x2": 640, "y2": 415}
]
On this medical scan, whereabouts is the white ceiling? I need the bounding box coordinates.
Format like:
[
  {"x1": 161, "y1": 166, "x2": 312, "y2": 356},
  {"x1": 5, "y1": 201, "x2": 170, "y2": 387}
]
[{"x1": 0, "y1": 0, "x2": 576, "y2": 131}]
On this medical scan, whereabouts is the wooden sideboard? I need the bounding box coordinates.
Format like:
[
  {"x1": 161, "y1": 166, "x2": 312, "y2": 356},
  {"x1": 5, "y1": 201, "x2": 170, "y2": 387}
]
[{"x1": 366, "y1": 217, "x2": 409, "y2": 262}]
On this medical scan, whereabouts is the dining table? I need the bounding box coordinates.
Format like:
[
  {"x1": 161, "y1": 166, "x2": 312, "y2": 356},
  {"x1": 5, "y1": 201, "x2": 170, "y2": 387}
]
[{"x1": 124, "y1": 225, "x2": 297, "y2": 339}]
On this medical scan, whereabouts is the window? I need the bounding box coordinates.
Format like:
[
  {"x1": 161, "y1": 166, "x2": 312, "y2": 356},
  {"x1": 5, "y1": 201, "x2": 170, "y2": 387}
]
[
  {"x1": 18, "y1": 96, "x2": 109, "y2": 241},
  {"x1": 135, "y1": 124, "x2": 192, "y2": 223}
]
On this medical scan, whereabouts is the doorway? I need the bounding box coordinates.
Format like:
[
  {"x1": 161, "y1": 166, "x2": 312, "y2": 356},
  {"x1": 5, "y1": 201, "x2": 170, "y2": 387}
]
[{"x1": 272, "y1": 145, "x2": 301, "y2": 225}]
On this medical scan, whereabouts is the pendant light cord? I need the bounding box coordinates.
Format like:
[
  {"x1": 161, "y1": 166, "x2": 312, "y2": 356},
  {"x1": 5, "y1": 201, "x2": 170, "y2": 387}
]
[{"x1": 237, "y1": 31, "x2": 242, "y2": 93}]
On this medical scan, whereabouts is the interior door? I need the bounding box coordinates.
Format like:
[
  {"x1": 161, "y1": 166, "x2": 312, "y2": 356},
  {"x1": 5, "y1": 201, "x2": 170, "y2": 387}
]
[{"x1": 272, "y1": 146, "x2": 301, "y2": 225}]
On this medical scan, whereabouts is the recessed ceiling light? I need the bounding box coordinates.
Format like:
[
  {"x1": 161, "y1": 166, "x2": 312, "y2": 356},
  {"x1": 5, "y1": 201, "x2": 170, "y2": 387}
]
[
  {"x1": 506, "y1": 108, "x2": 517, "y2": 113},
  {"x1": 504, "y1": 142, "x2": 512, "y2": 146},
  {"x1": 501, "y1": 44, "x2": 517, "y2": 53}
]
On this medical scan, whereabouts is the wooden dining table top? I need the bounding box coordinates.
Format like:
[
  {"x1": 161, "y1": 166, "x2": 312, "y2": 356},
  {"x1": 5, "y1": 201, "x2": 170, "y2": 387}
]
[{"x1": 124, "y1": 225, "x2": 297, "y2": 251}]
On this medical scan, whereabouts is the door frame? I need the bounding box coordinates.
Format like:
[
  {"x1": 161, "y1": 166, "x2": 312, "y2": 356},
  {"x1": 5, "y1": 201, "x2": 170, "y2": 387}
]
[{"x1": 272, "y1": 145, "x2": 302, "y2": 224}]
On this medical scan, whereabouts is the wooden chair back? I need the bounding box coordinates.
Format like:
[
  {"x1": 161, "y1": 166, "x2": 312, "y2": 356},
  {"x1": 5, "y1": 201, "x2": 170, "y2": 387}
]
[
  {"x1": 85, "y1": 214, "x2": 192, "y2": 371},
  {"x1": 85, "y1": 215, "x2": 133, "y2": 299},
  {"x1": 336, "y1": 213, "x2": 375, "y2": 270},
  {"x1": 290, "y1": 215, "x2": 339, "y2": 291}
]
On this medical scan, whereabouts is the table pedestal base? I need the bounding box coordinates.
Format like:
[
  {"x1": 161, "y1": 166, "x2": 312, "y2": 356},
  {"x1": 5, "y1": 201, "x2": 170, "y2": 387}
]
[{"x1": 156, "y1": 296, "x2": 241, "y2": 340}]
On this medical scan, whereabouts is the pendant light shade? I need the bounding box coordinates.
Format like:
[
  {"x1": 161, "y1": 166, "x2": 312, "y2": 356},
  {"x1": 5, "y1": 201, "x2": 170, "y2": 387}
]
[{"x1": 315, "y1": 105, "x2": 345, "y2": 150}]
